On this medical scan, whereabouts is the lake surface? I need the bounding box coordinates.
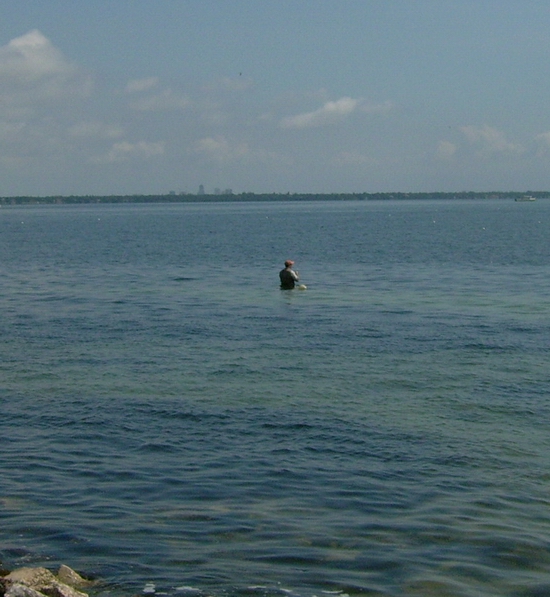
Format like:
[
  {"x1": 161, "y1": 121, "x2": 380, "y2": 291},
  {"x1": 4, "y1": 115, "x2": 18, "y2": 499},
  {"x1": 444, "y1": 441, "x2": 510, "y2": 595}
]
[{"x1": 1, "y1": 199, "x2": 549, "y2": 597}]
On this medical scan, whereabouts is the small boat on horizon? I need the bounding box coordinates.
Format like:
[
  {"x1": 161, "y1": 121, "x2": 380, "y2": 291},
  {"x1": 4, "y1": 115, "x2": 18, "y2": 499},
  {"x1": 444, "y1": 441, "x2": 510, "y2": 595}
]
[{"x1": 515, "y1": 195, "x2": 536, "y2": 202}]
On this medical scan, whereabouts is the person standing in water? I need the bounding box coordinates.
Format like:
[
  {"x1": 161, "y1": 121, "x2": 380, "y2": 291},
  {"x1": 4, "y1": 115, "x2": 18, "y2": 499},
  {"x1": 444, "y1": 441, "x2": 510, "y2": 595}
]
[{"x1": 279, "y1": 259, "x2": 299, "y2": 289}]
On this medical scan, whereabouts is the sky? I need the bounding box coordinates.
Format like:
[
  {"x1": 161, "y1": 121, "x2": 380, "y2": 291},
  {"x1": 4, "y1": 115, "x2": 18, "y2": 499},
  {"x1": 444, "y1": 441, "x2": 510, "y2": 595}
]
[{"x1": 2, "y1": 1, "x2": 550, "y2": 196}]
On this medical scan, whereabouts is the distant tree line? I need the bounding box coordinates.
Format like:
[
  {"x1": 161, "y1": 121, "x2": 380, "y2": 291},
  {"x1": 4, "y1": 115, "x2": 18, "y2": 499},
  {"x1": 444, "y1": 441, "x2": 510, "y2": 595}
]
[{"x1": 0, "y1": 191, "x2": 547, "y2": 205}]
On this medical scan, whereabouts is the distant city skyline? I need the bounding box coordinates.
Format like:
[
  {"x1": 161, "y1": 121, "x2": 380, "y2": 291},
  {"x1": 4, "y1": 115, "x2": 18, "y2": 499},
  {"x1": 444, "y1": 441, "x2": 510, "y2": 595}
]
[{"x1": 1, "y1": 1, "x2": 550, "y2": 196}]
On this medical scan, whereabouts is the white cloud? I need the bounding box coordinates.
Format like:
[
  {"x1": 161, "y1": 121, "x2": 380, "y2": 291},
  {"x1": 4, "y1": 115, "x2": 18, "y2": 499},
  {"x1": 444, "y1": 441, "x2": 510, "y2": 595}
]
[
  {"x1": 205, "y1": 76, "x2": 253, "y2": 92},
  {"x1": 535, "y1": 131, "x2": 550, "y2": 144},
  {"x1": 125, "y1": 77, "x2": 159, "y2": 93},
  {"x1": 280, "y1": 97, "x2": 360, "y2": 129},
  {"x1": 98, "y1": 140, "x2": 165, "y2": 163},
  {"x1": 460, "y1": 125, "x2": 523, "y2": 155},
  {"x1": 332, "y1": 151, "x2": 378, "y2": 166},
  {"x1": 129, "y1": 88, "x2": 190, "y2": 111},
  {"x1": 533, "y1": 131, "x2": 550, "y2": 156},
  {"x1": 0, "y1": 29, "x2": 91, "y2": 107},
  {"x1": 68, "y1": 121, "x2": 124, "y2": 139},
  {"x1": 0, "y1": 120, "x2": 26, "y2": 139},
  {"x1": 360, "y1": 100, "x2": 393, "y2": 115},
  {"x1": 194, "y1": 136, "x2": 249, "y2": 162},
  {"x1": 0, "y1": 29, "x2": 73, "y2": 81},
  {"x1": 436, "y1": 140, "x2": 457, "y2": 160}
]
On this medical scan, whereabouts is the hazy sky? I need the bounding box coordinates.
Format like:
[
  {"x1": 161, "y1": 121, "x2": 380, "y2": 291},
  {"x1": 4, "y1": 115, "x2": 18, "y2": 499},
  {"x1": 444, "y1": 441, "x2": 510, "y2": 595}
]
[{"x1": 2, "y1": 1, "x2": 550, "y2": 195}]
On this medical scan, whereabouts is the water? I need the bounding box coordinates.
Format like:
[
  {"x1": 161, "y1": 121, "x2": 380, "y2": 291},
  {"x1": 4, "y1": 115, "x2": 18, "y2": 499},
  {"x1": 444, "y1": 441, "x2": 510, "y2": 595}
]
[{"x1": 1, "y1": 199, "x2": 550, "y2": 597}]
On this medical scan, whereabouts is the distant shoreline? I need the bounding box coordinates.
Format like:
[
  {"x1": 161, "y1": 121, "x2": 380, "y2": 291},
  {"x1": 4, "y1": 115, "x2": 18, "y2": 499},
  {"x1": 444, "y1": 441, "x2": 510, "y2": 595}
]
[{"x1": 0, "y1": 191, "x2": 547, "y2": 205}]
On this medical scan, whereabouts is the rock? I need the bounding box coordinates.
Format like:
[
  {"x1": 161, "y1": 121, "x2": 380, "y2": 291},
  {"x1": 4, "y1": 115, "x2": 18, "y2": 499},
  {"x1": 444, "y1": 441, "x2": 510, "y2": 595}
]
[
  {"x1": 5, "y1": 584, "x2": 47, "y2": 597},
  {"x1": 3, "y1": 568, "x2": 88, "y2": 597},
  {"x1": 4, "y1": 569, "x2": 56, "y2": 590},
  {"x1": 41, "y1": 582, "x2": 87, "y2": 597},
  {"x1": 55, "y1": 568, "x2": 89, "y2": 589}
]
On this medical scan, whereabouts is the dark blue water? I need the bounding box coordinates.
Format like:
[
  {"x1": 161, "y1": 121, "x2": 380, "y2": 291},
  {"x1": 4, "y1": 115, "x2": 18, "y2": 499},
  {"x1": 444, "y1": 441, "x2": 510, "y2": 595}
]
[{"x1": 1, "y1": 200, "x2": 550, "y2": 597}]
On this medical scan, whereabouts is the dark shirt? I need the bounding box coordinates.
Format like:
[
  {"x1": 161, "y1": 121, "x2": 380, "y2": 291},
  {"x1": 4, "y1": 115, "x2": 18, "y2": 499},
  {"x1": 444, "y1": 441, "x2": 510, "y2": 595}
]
[{"x1": 279, "y1": 267, "x2": 298, "y2": 289}]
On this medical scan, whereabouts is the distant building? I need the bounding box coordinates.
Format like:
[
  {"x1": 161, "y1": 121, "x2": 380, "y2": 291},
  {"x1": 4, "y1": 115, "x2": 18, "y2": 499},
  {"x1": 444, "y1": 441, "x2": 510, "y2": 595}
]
[{"x1": 198, "y1": 184, "x2": 205, "y2": 195}]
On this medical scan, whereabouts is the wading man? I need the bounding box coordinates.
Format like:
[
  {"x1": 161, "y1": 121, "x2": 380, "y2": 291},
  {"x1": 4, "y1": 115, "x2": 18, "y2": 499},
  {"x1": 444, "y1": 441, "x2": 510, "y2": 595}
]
[{"x1": 279, "y1": 259, "x2": 299, "y2": 289}]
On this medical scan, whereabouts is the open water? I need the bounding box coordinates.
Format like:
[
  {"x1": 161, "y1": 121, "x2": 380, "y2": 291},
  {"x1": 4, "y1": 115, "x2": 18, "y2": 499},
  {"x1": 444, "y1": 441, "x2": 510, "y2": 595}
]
[{"x1": 1, "y1": 199, "x2": 549, "y2": 597}]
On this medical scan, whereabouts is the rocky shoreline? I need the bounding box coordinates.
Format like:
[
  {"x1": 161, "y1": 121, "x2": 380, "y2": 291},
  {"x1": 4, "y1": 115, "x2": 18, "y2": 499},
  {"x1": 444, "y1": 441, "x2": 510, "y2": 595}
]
[{"x1": 0, "y1": 565, "x2": 94, "y2": 597}]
